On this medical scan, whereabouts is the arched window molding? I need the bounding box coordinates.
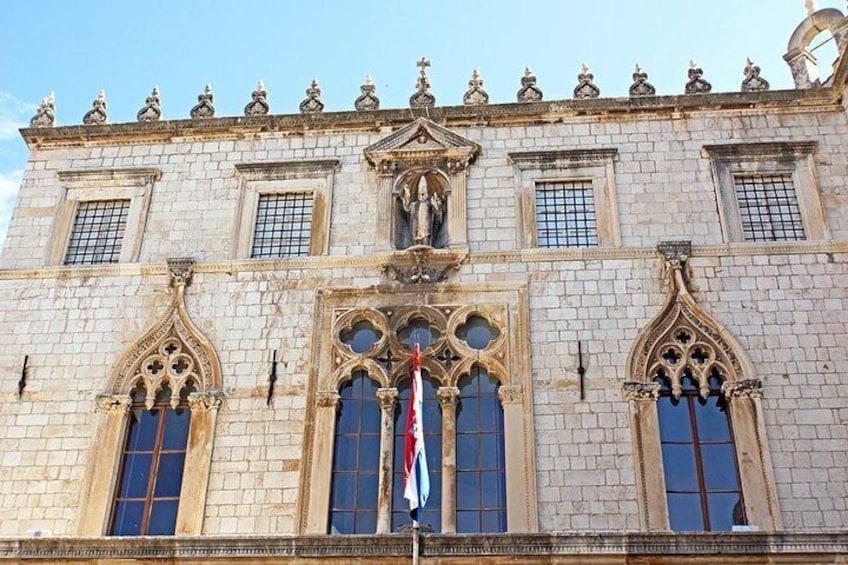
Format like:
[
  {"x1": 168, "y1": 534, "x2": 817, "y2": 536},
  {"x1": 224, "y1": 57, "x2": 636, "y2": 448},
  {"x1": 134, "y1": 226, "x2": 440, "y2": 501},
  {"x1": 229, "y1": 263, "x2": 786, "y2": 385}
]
[
  {"x1": 77, "y1": 258, "x2": 223, "y2": 536},
  {"x1": 624, "y1": 242, "x2": 781, "y2": 532}
]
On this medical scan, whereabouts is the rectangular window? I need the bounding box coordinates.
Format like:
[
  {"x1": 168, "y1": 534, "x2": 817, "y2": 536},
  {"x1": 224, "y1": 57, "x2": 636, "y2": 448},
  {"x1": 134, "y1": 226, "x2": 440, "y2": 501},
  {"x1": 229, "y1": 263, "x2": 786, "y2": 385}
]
[
  {"x1": 64, "y1": 199, "x2": 130, "y2": 265},
  {"x1": 251, "y1": 192, "x2": 313, "y2": 258},
  {"x1": 734, "y1": 174, "x2": 805, "y2": 242},
  {"x1": 535, "y1": 180, "x2": 598, "y2": 248}
]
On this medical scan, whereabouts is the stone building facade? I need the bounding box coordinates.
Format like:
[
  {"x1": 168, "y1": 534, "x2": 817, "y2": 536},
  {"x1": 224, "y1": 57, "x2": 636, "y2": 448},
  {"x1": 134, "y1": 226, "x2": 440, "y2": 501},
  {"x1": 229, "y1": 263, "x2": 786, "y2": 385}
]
[{"x1": 0, "y1": 7, "x2": 847, "y2": 564}]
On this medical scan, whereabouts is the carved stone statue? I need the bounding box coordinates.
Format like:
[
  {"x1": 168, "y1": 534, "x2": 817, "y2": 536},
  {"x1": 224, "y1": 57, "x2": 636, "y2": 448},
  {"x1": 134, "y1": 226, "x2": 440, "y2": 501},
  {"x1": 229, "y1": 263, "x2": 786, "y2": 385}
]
[{"x1": 400, "y1": 176, "x2": 444, "y2": 248}]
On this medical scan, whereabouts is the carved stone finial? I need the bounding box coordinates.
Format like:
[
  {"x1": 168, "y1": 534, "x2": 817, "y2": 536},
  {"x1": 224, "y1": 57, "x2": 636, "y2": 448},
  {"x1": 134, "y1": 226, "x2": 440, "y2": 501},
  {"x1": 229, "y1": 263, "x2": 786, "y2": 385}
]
[
  {"x1": 29, "y1": 92, "x2": 55, "y2": 127},
  {"x1": 191, "y1": 84, "x2": 215, "y2": 119},
  {"x1": 167, "y1": 257, "x2": 195, "y2": 289},
  {"x1": 741, "y1": 58, "x2": 770, "y2": 92},
  {"x1": 83, "y1": 90, "x2": 108, "y2": 125},
  {"x1": 354, "y1": 74, "x2": 380, "y2": 111},
  {"x1": 410, "y1": 57, "x2": 436, "y2": 108},
  {"x1": 463, "y1": 69, "x2": 489, "y2": 106},
  {"x1": 629, "y1": 64, "x2": 656, "y2": 97},
  {"x1": 244, "y1": 80, "x2": 270, "y2": 116},
  {"x1": 299, "y1": 78, "x2": 325, "y2": 114},
  {"x1": 685, "y1": 60, "x2": 712, "y2": 94},
  {"x1": 573, "y1": 63, "x2": 601, "y2": 99},
  {"x1": 517, "y1": 67, "x2": 543, "y2": 103},
  {"x1": 137, "y1": 86, "x2": 162, "y2": 122},
  {"x1": 805, "y1": 0, "x2": 817, "y2": 14}
]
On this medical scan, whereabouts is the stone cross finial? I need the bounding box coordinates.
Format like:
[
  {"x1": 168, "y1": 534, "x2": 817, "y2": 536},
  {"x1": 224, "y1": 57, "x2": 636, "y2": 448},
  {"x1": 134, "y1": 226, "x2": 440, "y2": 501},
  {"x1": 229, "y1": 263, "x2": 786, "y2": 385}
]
[
  {"x1": 244, "y1": 80, "x2": 270, "y2": 116},
  {"x1": 299, "y1": 78, "x2": 324, "y2": 114},
  {"x1": 354, "y1": 74, "x2": 380, "y2": 111},
  {"x1": 410, "y1": 57, "x2": 436, "y2": 108},
  {"x1": 190, "y1": 84, "x2": 215, "y2": 119},
  {"x1": 83, "y1": 90, "x2": 108, "y2": 125},
  {"x1": 517, "y1": 67, "x2": 543, "y2": 103},
  {"x1": 29, "y1": 92, "x2": 55, "y2": 128},
  {"x1": 463, "y1": 68, "x2": 489, "y2": 106},
  {"x1": 137, "y1": 86, "x2": 162, "y2": 122},
  {"x1": 573, "y1": 63, "x2": 600, "y2": 99},
  {"x1": 630, "y1": 63, "x2": 656, "y2": 97},
  {"x1": 741, "y1": 58, "x2": 770, "y2": 92}
]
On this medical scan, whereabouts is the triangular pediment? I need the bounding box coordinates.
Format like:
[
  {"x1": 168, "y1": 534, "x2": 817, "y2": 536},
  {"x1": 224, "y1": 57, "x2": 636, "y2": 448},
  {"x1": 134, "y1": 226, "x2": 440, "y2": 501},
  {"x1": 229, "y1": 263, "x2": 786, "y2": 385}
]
[{"x1": 364, "y1": 118, "x2": 479, "y2": 165}]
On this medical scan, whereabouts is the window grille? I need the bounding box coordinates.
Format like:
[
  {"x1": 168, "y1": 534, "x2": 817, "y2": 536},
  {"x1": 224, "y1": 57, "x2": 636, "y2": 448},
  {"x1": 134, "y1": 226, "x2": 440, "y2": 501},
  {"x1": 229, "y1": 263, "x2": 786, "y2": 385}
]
[
  {"x1": 64, "y1": 200, "x2": 130, "y2": 265},
  {"x1": 251, "y1": 193, "x2": 312, "y2": 258},
  {"x1": 535, "y1": 180, "x2": 598, "y2": 248},
  {"x1": 734, "y1": 174, "x2": 805, "y2": 241}
]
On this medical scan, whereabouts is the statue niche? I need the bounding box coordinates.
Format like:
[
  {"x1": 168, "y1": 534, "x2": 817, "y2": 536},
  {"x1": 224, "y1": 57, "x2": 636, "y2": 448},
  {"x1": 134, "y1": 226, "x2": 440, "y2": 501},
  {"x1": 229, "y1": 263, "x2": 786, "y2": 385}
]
[{"x1": 396, "y1": 169, "x2": 448, "y2": 249}]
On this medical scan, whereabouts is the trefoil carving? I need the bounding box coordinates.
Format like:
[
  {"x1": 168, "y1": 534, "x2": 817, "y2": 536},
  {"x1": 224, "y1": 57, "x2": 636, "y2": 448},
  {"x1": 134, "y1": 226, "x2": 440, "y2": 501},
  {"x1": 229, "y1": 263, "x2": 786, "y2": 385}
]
[
  {"x1": 82, "y1": 90, "x2": 108, "y2": 126},
  {"x1": 684, "y1": 60, "x2": 712, "y2": 94},
  {"x1": 741, "y1": 58, "x2": 770, "y2": 92},
  {"x1": 30, "y1": 93, "x2": 56, "y2": 128},
  {"x1": 409, "y1": 57, "x2": 436, "y2": 108},
  {"x1": 300, "y1": 79, "x2": 325, "y2": 114},
  {"x1": 573, "y1": 64, "x2": 600, "y2": 99},
  {"x1": 137, "y1": 86, "x2": 162, "y2": 122},
  {"x1": 244, "y1": 80, "x2": 270, "y2": 116},
  {"x1": 354, "y1": 75, "x2": 380, "y2": 111},
  {"x1": 463, "y1": 69, "x2": 489, "y2": 106},
  {"x1": 629, "y1": 64, "x2": 656, "y2": 97},
  {"x1": 190, "y1": 84, "x2": 215, "y2": 119},
  {"x1": 517, "y1": 67, "x2": 543, "y2": 103}
]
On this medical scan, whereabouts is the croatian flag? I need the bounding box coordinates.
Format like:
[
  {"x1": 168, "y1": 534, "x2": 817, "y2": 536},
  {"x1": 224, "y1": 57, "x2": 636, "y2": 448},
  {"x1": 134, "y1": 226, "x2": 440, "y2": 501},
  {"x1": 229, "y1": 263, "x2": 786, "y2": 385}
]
[{"x1": 403, "y1": 343, "x2": 430, "y2": 521}]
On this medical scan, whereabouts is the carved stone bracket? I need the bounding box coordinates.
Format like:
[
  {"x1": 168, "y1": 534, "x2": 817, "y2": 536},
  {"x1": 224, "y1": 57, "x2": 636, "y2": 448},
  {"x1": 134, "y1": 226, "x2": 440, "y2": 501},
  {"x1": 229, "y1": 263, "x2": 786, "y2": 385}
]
[
  {"x1": 622, "y1": 382, "x2": 660, "y2": 402},
  {"x1": 657, "y1": 240, "x2": 691, "y2": 270},
  {"x1": 376, "y1": 388, "x2": 399, "y2": 411},
  {"x1": 316, "y1": 390, "x2": 341, "y2": 408},
  {"x1": 437, "y1": 386, "x2": 460, "y2": 406},
  {"x1": 168, "y1": 257, "x2": 195, "y2": 289},
  {"x1": 498, "y1": 385, "x2": 523, "y2": 405},
  {"x1": 722, "y1": 378, "x2": 763, "y2": 400},
  {"x1": 187, "y1": 391, "x2": 225, "y2": 411},
  {"x1": 95, "y1": 393, "x2": 132, "y2": 413},
  {"x1": 382, "y1": 246, "x2": 467, "y2": 284}
]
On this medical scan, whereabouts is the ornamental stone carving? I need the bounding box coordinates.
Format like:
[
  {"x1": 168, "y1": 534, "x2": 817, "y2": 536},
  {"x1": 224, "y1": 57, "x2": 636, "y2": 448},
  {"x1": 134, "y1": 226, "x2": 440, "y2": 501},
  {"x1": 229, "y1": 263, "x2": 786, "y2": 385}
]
[
  {"x1": 244, "y1": 80, "x2": 270, "y2": 116},
  {"x1": 629, "y1": 64, "x2": 656, "y2": 97},
  {"x1": 437, "y1": 386, "x2": 460, "y2": 406},
  {"x1": 722, "y1": 378, "x2": 763, "y2": 399},
  {"x1": 622, "y1": 381, "x2": 660, "y2": 402},
  {"x1": 516, "y1": 67, "x2": 543, "y2": 103},
  {"x1": 498, "y1": 385, "x2": 523, "y2": 405},
  {"x1": 316, "y1": 390, "x2": 341, "y2": 408},
  {"x1": 29, "y1": 93, "x2": 55, "y2": 127},
  {"x1": 573, "y1": 64, "x2": 600, "y2": 99},
  {"x1": 137, "y1": 86, "x2": 162, "y2": 122},
  {"x1": 95, "y1": 393, "x2": 132, "y2": 413},
  {"x1": 376, "y1": 388, "x2": 399, "y2": 410},
  {"x1": 684, "y1": 60, "x2": 712, "y2": 94},
  {"x1": 741, "y1": 58, "x2": 770, "y2": 92},
  {"x1": 463, "y1": 69, "x2": 489, "y2": 106},
  {"x1": 299, "y1": 79, "x2": 324, "y2": 114},
  {"x1": 354, "y1": 75, "x2": 380, "y2": 111},
  {"x1": 409, "y1": 57, "x2": 436, "y2": 108},
  {"x1": 82, "y1": 90, "x2": 108, "y2": 125},
  {"x1": 187, "y1": 391, "x2": 225, "y2": 411},
  {"x1": 190, "y1": 84, "x2": 215, "y2": 119}
]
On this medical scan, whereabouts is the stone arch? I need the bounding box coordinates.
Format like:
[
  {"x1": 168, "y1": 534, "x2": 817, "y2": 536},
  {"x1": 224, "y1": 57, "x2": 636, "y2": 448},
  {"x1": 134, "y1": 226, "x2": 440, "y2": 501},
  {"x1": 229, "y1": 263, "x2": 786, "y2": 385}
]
[
  {"x1": 448, "y1": 357, "x2": 508, "y2": 389},
  {"x1": 784, "y1": 7, "x2": 848, "y2": 88},
  {"x1": 334, "y1": 358, "x2": 389, "y2": 389}
]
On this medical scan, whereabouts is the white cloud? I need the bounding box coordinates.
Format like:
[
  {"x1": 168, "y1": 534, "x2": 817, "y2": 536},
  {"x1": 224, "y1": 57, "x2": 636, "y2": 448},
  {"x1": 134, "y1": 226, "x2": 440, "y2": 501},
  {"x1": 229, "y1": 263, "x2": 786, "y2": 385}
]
[{"x1": 0, "y1": 169, "x2": 23, "y2": 254}]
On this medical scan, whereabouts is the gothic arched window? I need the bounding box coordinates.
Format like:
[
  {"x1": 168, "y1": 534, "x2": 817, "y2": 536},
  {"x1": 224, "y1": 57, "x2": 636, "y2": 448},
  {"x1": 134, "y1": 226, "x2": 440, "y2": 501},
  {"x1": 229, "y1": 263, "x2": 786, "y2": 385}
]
[
  {"x1": 456, "y1": 366, "x2": 506, "y2": 533},
  {"x1": 328, "y1": 371, "x2": 381, "y2": 534},
  {"x1": 656, "y1": 370, "x2": 746, "y2": 532},
  {"x1": 109, "y1": 383, "x2": 193, "y2": 536}
]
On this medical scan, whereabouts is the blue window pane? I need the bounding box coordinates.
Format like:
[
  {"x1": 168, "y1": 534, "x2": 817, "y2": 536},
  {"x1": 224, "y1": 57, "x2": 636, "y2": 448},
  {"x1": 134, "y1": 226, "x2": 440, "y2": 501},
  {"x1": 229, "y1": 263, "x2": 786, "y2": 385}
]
[
  {"x1": 398, "y1": 319, "x2": 439, "y2": 350},
  {"x1": 360, "y1": 409, "x2": 381, "y2": 435},
  {"x1": 162, "y1": 408, "x2": 191, "y2": 450},
  {"x1": 456, "y1": 316, "x2": 499, "y2": 350},
  {"x1": 479, "y1": 399, "x2": 503, "y2": 432},
  {"x1": 702, "y1": 444, "x2": 741, "y2": 491},
  {"x1": 694, "y1": 396, "x2": 731, "y2": 441},
  {"x1": 667, "y1": 493, "x2": 704, "y2": 532},
  {"x1": 481, "y1": 509, "x2": 506, "y2": 533},
  {"x1": 420, "y1": 507, "x2": 441, "y2": 533},
  {"x1": 479, "y1": 373, "x2": 500, "y2": 395},
  {"x1": 341, "y1": 321, "x2": 382, "y2": 354},
  {"x1": 148, "y1": 500, "x2": 179, "y2": 535},
  {"x1": 708, "y1": 493, "x2": 746, "y2": 531},
  {"x1": 456, "y1": 434, "x2": 478, "y2": 469},
  {"x1": 333, "y1": 435, "x2": 358, "y2": 471},
  {"x1": 479, "y1": 434, "x2": 501, "y2": 470},
  {"x1": 127, "y1": 409, "x2": 160, "y2": 452},
  {"x1": 354, "y1": 511, "x2": 377, "y2": 534},
  {"x1": 330, "y1": 474, "x2": 355, "y2": 510},
  {"x1": 392, "y1": 473, "x2": 406, "y2": 511},
  {"x1": 657, "y1": 397, "x2": 692, "y2": 442},
  {"x1": 457, "y1": 398, "x2": 480, "y2": 431},
  {"x1": 359, "y1": 434, "x2": 380, "y2": 470},
  {"x1": 480, "y1": 471, "x2": 504, "y2": 508},
  {"x1": 457, "y1": 511, "x2": 479, "y2": 533},
  {"x1": 457, "y1": 472, "x2": 480, "y2": 507},
  {"x1": 110, "y1": 501, "x2": 144, "y2": 536},
  {"x1": 661, "y1": 444, "x2": 698, "y2": 491},
  {"x1": 153, "y1": 453, "x2": 186, "y2": 498},
  {"x1": 336, "y1": 398, "x2": 359, "y2": 433},
  {"x1": 356, "y1": 472, "x2": 378, "y2": 509},
  {"x1": 329, "y1": 512, "x2": 354, "y2": 535},
  {"x1": 119, "y1": 453, "x2": 152, "y2": 498}
]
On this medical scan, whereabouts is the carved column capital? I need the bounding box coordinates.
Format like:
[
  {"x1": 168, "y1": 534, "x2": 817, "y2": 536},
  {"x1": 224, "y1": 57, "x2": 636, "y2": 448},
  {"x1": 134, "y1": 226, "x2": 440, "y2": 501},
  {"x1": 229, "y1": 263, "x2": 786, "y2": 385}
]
[
  {"x1": 721, "y1": 379, "x2": 763, "y2": 400},
  {"x1": 316, "y1": 390, "x2": 341, "y2": 408},
  {"x1": 437, "y1": 386, "x2": 460, "y2": 406},
  {"x1": 167, "y1": 257, "x2": 195, "y2": 289},
  {"x1": 376, "y1": 160, "x2": 396, "y2": 177},
  {"x1": 657, "y1": 240, "x2": 691, "y2": 270},
  {"x1": 622, "y1": 381, "x2": 660, "y2": 402},
  {"x1": 187, "y1": 391, "x2": 224, "y2": 411},
  {"x1": 95, "y1": 393, "x2": 132, "y2": 413},
  {"x1": 498, "y1": 385, "x2": 523, "y2": 405},
  {"x1": 376, "y1": 388, "x2": 399, "y2": 411},
  {"x1": 446, "y1": 158, "x2": 469, "y2": 173}
]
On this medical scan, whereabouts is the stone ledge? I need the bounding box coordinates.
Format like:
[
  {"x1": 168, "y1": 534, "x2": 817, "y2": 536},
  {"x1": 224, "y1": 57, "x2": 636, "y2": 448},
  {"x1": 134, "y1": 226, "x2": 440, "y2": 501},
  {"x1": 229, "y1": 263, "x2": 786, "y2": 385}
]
[{"x1": 0, "y1": 532, "x2": 846, "y2": 561}]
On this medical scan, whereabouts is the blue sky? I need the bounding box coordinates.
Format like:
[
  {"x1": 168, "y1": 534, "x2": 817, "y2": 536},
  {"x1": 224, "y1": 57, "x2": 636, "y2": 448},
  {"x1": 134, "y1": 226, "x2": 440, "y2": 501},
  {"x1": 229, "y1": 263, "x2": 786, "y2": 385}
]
[{"x1": 0, "y1": 0, "x2": 843, "y2": 251}]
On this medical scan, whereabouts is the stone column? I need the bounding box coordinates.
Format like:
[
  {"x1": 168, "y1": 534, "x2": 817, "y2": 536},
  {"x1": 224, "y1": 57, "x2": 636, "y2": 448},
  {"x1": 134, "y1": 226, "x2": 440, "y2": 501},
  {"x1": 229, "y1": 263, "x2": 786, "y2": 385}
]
[
  {"x1": 76, "y1": 394, "x2": 132, "y2": 535},
  {"x1": 175, "y1": 391, "x2": 223, "y2": 535},
  {"x1": 722, "y1": 379, "x2": 783, "y2": 531},
  {"x1": 305, "y1": 390, "x2": 340, "y2": 534},
  {"x1": 498, "y1": 384, "x2": 536, "y2": 532},
  {"x1": 374, "y1": 161, "x2": 396, "y2": 251},
  {"x1": 622, "y1": 382, "x2": 669, "y2": 532},
  {"x1": 446, "y1": 160, "x2": 469, "y2": 249},
  {"x1": 376, "y1": 388, "x2": 398, "y2": 534},
  {"x1": 437, "y1": 386, "x2": 460, "y2": 533}
]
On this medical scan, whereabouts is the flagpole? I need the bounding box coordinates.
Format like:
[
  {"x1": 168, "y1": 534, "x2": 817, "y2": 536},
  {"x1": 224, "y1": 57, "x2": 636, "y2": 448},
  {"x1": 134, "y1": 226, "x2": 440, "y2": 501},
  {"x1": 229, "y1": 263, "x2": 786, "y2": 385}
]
[{"x1": 412, "y1": 519, "x2": 420, "y2": 565}]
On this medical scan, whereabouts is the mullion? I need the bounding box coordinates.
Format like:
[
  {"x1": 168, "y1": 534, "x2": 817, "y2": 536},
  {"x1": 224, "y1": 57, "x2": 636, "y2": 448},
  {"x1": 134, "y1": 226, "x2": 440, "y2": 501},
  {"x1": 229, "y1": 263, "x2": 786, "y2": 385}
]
[{"x1": 687, "y1": 394, "x2": 711, "y2": 531}]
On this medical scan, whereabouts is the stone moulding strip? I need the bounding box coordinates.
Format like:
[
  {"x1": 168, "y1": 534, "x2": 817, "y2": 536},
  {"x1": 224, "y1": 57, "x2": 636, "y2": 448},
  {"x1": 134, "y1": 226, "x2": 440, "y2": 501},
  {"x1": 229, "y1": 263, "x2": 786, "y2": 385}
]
[
  {"x1": 0, "y1": 241, "x2": 845, "y2": 281},
  {"x1": 18, "y1": 88, "x2": 838, "y2": 149},
  {"x1": 508, "y1": 148, "x2": 618, "y2": 169},
  {"x1": 0, "y1": 532, "x2": 846, "y2": 560}
]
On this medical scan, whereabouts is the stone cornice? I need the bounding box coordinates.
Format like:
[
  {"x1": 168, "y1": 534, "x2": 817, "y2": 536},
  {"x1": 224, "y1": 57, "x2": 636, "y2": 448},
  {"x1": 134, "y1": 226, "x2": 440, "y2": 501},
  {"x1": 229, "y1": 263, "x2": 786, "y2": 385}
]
[
  {"x1": 0, "y1": 532, "x2": 845, "y2": 561},
  {"x1": 508, "y1": 148, "x2": 618, "y2": 169},
  {"x1": 0, "y1": 241, "x2": 845, "y2": 281},
  {"x1": 701, "y1": 140, "x2": 818, "y2": 160},
  {"x1": 19, "y1": 88, "x2": 839, "y2": 149},
  {"x1": 234, "y1": 159, "x2": 340, "y2": 180}
]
